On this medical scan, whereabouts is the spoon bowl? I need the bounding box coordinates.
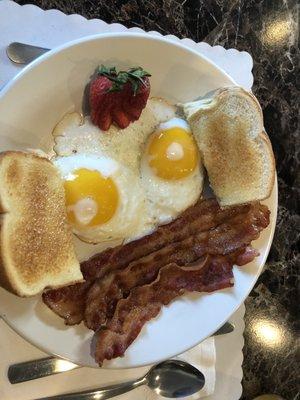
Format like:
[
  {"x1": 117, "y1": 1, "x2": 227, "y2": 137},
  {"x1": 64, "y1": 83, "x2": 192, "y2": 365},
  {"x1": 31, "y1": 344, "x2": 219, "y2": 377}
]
[{"x1": 146, "y1": 359, "x2": 205, "y2": 398}]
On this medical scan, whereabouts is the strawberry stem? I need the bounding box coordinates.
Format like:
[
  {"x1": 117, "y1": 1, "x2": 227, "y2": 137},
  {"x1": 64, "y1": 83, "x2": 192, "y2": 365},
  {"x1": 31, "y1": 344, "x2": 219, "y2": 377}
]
[{"x1": 97, "y1": 65, "x2": 151, "y2": 94}]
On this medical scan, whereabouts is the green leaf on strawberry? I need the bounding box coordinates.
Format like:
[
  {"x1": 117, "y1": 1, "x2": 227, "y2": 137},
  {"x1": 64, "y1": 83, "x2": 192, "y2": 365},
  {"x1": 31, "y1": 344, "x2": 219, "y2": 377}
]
[{"x1": 97, "y1": 65, "x2": 151, "y2": 95}]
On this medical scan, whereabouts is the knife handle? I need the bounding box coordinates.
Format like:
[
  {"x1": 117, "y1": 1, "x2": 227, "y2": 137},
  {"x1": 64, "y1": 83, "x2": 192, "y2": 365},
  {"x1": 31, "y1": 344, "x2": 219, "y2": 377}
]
[{"x1": 8, "y1": 356, "x2": 79, "y2": 384}]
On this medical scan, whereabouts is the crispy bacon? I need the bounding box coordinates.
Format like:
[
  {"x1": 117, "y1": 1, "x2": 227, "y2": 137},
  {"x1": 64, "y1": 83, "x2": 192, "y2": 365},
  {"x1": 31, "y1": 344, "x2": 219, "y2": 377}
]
[
  {"x1": 43, "y1": 198, "x2": 227, "y2": 324},
  {"x1": 43, "y1": 200, "x2": 269, "y2": 326},
  {"x1": 84, "y1": 202, "x2": 268, "y2": 330},
  {"x1": 41, "y1": 197, "x2": 270, "y2": 365},
  {"x1": 94, "y1": 255, "x2": 234, "y2": 365},
  {"x1": 42, "y1": 282, "x2": 91, "y2": 325},
  {"x1": 84, "y1": 237, "x2": 203, "y2": 330},
  {"x1": 80, "y1": 198, "x2": 250, "y2": 280},
  {"x1": 235, "y1": 246, "x2": 260, "y2": 265}
]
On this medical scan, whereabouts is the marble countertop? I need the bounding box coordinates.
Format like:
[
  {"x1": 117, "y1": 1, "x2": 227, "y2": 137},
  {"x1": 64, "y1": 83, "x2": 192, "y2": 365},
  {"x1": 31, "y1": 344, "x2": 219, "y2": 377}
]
[{"x1": 13, "y1": 1, "x2": 299, "y2": 399}]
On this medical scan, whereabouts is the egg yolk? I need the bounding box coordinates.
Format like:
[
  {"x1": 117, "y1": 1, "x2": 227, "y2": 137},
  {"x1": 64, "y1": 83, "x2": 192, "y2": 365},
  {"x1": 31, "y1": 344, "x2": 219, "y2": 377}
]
[
  {"x1": 63, "y1": 168, "x2": 118, "y2": 228},
  {"x1": 147, "y1": 127, "x2": 199, "y2": 180}
]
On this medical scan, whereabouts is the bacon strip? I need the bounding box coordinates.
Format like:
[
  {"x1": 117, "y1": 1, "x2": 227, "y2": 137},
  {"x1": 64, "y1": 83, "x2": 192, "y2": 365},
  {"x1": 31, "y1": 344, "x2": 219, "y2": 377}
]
[
  {"x1": 235, "y1": 246, "x2": 260, "y2": 265},
  {"x1": 80, "y1": 198, "x2": 249, "y2": 280},
  {"x1": 94, "y1": 255, "x2": 234, "y2": 365},
  {"x1": 84, "y1": 202, "x2": 268, "y2": 330},
  {"x1": 42, "y1": 282, "x2": 91, "y2": 325},
  {"x1": 84, "y1": 237, "x2": 203, "y2": 330}
]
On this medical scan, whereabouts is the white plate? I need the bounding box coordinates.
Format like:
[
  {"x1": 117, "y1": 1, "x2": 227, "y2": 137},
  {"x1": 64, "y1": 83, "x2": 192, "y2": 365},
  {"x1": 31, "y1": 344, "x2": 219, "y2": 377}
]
[{"x1": 0, "y1": 33, "x2": 277, "y2": 368}]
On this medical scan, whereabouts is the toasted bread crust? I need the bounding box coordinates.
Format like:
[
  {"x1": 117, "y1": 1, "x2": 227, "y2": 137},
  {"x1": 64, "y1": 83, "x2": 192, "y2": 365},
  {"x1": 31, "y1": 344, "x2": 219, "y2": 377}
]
[
  {"x1": 0, "y1": 228, "x2": 17, "y2": 294},
  {"x1": 258, "y1": 130, "x2": 276, "y2": 200},
  {"x1": 0, "y1": 151, "x2": 82, "y2": 297}
]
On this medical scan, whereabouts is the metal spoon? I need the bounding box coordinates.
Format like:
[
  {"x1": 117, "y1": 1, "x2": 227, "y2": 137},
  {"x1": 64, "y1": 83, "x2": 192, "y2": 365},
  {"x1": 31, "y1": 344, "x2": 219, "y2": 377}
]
[
  {"x1": 8, "y1": 321, "x2": 234, "y2": 384},
  {"x1": 34, "y1": 359, "x2": 205, "y2": 400},
  {"x1": 6, "y1": 42, "x2": 49, "y2": 64}
]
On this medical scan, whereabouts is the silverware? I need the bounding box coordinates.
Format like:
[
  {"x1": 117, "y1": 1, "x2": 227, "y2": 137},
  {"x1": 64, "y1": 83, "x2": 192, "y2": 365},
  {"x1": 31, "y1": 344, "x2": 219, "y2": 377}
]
[
  {"x1": 34, "y1": 359, "x2": 205, "y2": 400},
  {"x1": 213, "y1": 321, "x2": 235, "y2": 336},
  {"x1": 8, "y1": 357, "x2": 79, "y2": 384},
  {"x1": 8, "y1": 321, "x2": 234, "y2": 384},
  {"x1": 6, "y1": 42, "x2": 49, "y2": 64}
]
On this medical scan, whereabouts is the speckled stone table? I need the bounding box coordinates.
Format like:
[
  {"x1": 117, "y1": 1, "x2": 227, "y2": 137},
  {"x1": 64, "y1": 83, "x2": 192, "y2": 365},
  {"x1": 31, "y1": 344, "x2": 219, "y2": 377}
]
[{"x1": 14, "y1": 1, "x2": 299, "y2": 399}]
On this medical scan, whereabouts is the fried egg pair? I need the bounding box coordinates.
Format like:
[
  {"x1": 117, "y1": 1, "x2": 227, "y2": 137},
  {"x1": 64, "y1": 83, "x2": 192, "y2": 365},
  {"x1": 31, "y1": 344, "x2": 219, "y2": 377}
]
[{"x1": 53, "y1": 99, "x2": 204, "y2": 243}]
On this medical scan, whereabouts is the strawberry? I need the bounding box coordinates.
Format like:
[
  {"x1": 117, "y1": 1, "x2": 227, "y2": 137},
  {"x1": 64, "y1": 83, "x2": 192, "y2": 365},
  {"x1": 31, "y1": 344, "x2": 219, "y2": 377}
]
[
  {"x1": 111, "y1": 106, "x2": 131, "y2": 129},
  {"x1": 89, "y1": 66, "x2": 151, "y2": 131},
  {"x1": 123, "y1": 77, "x2": 150, "y2": 121}
]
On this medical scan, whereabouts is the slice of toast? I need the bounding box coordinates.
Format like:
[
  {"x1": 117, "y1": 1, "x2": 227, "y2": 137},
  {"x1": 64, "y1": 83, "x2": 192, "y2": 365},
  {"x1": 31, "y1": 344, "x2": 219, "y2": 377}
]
[
  {"x1": 0, "y1": 151, "x2": 82, "y2": 297},
  {"x1": 182, "y1": 86, "x2": 275, "y2": 206}
]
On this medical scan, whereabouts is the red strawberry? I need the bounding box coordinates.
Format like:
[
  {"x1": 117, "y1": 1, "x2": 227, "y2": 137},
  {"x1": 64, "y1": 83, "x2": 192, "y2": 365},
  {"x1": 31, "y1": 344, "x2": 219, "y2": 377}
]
[
  {"x1": 89, "y1": 66, "x2": 151, "y2": 131},
  {"x1": 89, "y1": 75, "x2": 115, "y2": 130},
  {"x1": 89, "y1": 76, "x2": 112, "y2": 111},
  {"x1": 112, "y1": 107, "x2": 131, "y2": 129},
  {"x1": 123, "y1": 77, "x2": 150, "y2": 121}
]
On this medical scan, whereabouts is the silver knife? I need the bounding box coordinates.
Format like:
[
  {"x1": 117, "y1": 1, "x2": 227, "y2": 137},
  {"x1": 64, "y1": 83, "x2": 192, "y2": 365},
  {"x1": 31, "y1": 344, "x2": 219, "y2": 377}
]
[{"x1": 8, "y1": 321, "x2": 234, "y2": 384}]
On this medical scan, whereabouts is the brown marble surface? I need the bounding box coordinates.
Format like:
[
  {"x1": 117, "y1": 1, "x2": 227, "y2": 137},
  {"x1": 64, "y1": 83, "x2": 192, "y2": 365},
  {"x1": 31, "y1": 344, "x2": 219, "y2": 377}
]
[{"x1": 14, "y1": 1, "x2": 300, "y2": 399}]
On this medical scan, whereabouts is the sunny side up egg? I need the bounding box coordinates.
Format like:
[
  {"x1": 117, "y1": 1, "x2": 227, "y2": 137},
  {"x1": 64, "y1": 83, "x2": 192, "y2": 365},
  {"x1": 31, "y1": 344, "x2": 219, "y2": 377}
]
[
  {"x1": 141, "y1": 117, "x2": 203, "y2": 224},
  {"x1": 54, "y1": 154, "x2": 146, "y2": 243},
  {"x1": 52, "y1": 98, "x2": 204, "y2": 243}
]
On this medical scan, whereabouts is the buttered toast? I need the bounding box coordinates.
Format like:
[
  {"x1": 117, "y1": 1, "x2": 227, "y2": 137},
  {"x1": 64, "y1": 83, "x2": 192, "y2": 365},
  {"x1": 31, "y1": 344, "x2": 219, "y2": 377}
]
[
  {"x1": 182, "y1": 86, "x2": 275, "y2": 206},
  {"x1": 0, "y1": 151, "x2": 82, "y2": 297}
]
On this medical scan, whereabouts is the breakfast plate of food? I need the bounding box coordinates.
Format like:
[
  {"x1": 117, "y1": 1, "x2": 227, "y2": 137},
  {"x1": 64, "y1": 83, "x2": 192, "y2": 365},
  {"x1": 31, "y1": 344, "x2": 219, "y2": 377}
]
[{"x1": 0, "y1": 33, "x2": 277, "y2": 368}]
